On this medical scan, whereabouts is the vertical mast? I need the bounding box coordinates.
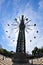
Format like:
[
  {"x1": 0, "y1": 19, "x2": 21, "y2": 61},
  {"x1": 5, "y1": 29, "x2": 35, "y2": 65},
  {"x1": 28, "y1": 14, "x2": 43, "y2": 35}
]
[{"x1": 16, "y1": 15, "x2": 26, "y2": 53}]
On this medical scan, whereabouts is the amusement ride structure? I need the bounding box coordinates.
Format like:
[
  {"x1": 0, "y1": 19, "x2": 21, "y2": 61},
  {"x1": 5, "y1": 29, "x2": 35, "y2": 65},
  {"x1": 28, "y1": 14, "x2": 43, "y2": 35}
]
[{"x1": 6, "y1": 15, "x2": 38, "y2": 63}]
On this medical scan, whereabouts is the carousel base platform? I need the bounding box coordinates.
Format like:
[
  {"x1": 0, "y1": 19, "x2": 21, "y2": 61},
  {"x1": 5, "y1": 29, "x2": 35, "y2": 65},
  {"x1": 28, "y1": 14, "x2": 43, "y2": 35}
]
[{"x1": 12, "y1": 52, "x2": 32, "y2": 64}]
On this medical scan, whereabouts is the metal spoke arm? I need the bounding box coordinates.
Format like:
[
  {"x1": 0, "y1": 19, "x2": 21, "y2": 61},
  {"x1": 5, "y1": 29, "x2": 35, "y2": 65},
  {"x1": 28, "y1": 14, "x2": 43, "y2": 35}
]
[
  {"x1": 25, "y1": 24, "x2": 36, "y2": 27},
  {"x1": 12, "y1": 27, "x2": 19, "y2": 30},
  {"x1": 25, "y1": 28, "x2": 29, "y2": 33},
  {"x1": 26, "y1": 27, "x2": 32, "y2": 30},
  {"x1": 25, "y1": 20, "x2": 31, "y2": 25},
  {"x1": 11, "y1": 24, "x2": 19, "y2": 26},
  {"x1": 14, "y1": 18, "x2": 19, "y2": 24}
]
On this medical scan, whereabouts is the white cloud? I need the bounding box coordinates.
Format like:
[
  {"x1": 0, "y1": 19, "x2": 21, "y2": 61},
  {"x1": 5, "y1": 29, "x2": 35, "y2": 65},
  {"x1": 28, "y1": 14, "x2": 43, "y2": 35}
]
[
  {"x1": 22, "y1": 1, "x2": 43, "y2": 53},
  {"x1": 37, "y1": 36, "x2": 43, "y2": 48},
  {"x1": 3, "y1": 19, "x2": 19, "y2": 51},
  {"x1": 39, "y1": 0, "x2": 43, "y2": 9},
  {"x1": 1, "y1": 0, "x2": 43, "y2": 53}
]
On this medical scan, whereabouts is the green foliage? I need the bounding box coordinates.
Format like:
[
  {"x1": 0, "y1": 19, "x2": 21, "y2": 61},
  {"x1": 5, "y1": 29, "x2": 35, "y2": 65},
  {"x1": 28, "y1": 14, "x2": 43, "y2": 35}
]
[
  {"x1": 32, "y1": 47, "x2": 43, "y2": 57},
  {"x1": 0, "y1": 48, "x2": 12, "y2": 57}
]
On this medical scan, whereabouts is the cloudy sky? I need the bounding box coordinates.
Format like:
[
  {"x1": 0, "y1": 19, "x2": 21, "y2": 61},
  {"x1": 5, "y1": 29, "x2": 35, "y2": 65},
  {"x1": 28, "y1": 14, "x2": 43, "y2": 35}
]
[{"x1": 0, "y1": 0, "x2": 43, "y2": 54}]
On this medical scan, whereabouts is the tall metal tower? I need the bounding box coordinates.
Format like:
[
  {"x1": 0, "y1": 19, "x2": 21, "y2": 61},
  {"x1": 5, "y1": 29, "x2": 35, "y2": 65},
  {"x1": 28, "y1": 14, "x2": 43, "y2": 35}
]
[{"x1": 16, "y1": 15, "x2": 25, "y2": 53}]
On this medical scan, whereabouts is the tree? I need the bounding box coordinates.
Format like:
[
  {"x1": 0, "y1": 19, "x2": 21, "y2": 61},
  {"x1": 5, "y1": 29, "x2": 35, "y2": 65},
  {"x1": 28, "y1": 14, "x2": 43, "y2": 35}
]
[
  {"x1": 32, "y1": 47, "x2": 39, "y2": 57},
  {"x1": 32, "y1": 46, "x2": 43, "y2": 57},
  {"x1": 0, "y1": 48, "x2": 12, "y2": 57}
]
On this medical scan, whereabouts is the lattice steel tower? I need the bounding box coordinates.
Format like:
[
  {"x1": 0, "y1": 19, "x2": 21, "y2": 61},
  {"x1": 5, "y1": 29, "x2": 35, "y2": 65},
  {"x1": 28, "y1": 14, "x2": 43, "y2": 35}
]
[{"x1": 16, "y1": 15, "x2": 25, "y2": 53}]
